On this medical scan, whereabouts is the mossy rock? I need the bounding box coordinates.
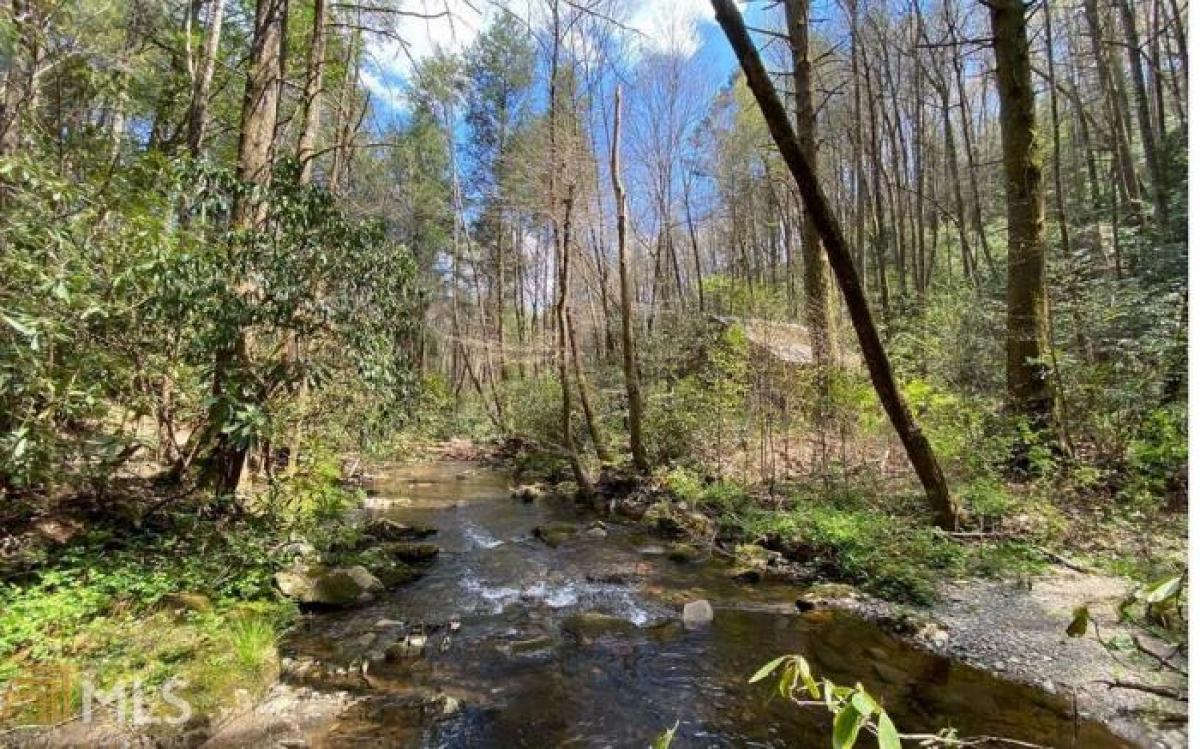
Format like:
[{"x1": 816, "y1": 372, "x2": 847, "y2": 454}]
[
  {"x1": 641, "y1": 502, "x2": 685, "y2": 537},
  {"x1": 373, "y1": 562, "x2": 423, "y2": 588},
  {"x1": 641, "y1": 502, "x2": 713, "y2": 539},
  {"x1": 362, "y1": 518, "x2": 437, "y2": 542},
  {"x1": 275, "y1": 565, "x2": 383, "y2": 606},
  {"x1": 551, "y1": 481, "x2": 579, "y2": 500},
  {"x1": 380, "y1": 542, "x2": 440, "y2": 564},
  {"x1": 505, "y1": 635, "x2": 556, "y2": 655},
  {"x1": 532, "y1": 522, "x2": 578, "y2": 548},
  {"x1": 796, "y1": 583, "x2": 861, "y2": 611},
  {"x1": 666, "y1": 543, "x2": 703, "y2": 563},
  {"x1": 157, "y1": 591, "x2": 214, "y2": 614},
  {"x1": 512, "y1": 484, "x2": 546, "y2": 502},
  {"x1": 733, "y1": 543, "x2": 772, "y2": 570},
  {"x1": 561, "y1": 612, "x2": 636, "y2": 642}
]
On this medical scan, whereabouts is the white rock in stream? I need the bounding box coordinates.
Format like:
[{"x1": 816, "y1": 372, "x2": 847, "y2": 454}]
[{"x1": 682, "y1": 599, "x2": 714, "y2": 628}]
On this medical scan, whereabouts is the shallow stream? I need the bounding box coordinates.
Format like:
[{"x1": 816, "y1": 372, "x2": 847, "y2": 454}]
[{"x1": 282, "y1": 461, "x2": 1131, "y2": 748}]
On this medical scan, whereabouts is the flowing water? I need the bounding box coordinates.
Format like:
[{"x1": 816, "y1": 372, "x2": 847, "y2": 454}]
[{"x1": 283, "y1": 461, "x2": 1132, "y2": 748}]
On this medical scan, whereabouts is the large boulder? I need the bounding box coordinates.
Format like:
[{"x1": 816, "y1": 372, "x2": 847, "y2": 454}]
[
  {"x1": 372, "y1": 561, "x2": 423, "y2": 587},
  {"x1": 275, "y1": 565, "x2": 383, "y2": 606},
  {"x1": 562, "y1": 612, "x2": 637, "y2": 644},
  {"x1": 682, "y1": 599, "x2": 714, "y2": 628}
]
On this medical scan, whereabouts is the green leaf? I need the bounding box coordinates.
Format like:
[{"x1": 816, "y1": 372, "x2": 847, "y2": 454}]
[
  {"x1": 749, "y1": 655, "x2": 790, "y2": 683},
  {"x1": 652, "y1": 721, "x2": 678, "y2": 749},
  {"x1": 1144, "y1": 575, "x2": 1183, "y2": 604},
  {"x1": 876, "y1": 710, "x2": 901, "y2": 749},
  {"x1": 779, "y1": 662, "x2": 797, "y2": 698},
  {"x1": 2, "y1": 312, "x2": 35, "y2": 337},
  {"x1": 798, "y1": 657, "x2": 820, "y2": 698},
  {"x1": 831, "y1": 705, "x2": 863, "y2": 749},
  {"x1": 1066, "y1": 606, "x2": 1090, "y2": 637},
  {"x1": 851, "y1": 687, "x2": 878, "y2": 717}
]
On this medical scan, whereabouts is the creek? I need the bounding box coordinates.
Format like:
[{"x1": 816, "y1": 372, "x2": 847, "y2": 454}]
[{"x1": 281, "y1": 460, "x2": 1130, "y2": 748}]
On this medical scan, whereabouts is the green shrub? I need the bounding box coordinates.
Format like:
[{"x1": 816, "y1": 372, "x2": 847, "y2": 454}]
[
  {"x1": 739, "y1": 498, "x2": 965, "y2": 603},
  {"x1": 1122, "y1": 405, "x2": 1186, "y2": 506}
]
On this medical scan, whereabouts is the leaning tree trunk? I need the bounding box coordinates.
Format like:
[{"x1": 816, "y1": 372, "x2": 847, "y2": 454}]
[
  {"x1": 989, "y1": 0, "x2": 1056, "y2": 438},
  {"x1": 711, "y1": 0, "x2": 960, "y2": 529}
]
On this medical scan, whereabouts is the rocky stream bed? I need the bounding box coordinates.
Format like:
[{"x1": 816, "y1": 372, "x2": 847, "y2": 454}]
[{"x1": 190, "y1": 459, "x2": 1182, "y2": 749}]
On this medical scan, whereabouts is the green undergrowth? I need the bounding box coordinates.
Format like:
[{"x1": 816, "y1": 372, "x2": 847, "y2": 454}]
[
  {"x1": 0, "y1": 460, "x2": 361, "y2": 729},
  {"x1": 660, "y1": 467, "x2": 1046, "y2": 604}
]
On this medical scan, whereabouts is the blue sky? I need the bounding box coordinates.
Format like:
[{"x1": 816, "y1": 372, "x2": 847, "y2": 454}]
[{"x1": 359, "y1": 0, "x2": 752, "y2": 117}]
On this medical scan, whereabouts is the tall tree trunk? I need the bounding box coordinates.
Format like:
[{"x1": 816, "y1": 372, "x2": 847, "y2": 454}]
[
  {"x1": 328, "y1": 25, "x2": 361, "y2": 194},
  {"x1": 990, "y1": 0, "x2": 1056, "y2": 437},
  {"x1": 295, "y1": 0, "x2": 326, "y2": 183},
  {"x1": 948, "y1": 19, "x2": 996, "y2": 274},
  {"x1": 281, "y1": 0, "x2": 327, "y2": 474},
  {"x1": 940, "y1": 82, "x2": 975, "y2": 286},
  {"x1": 612, "y1": 86, "x2": 649, "y2": 474},
  {"x1": 712, "y1": 0, "x2": 959, "y2": 529},
  {"x1": 205, "y1": 0, "x2": 287, "y2": 495},
  {"x1": 784, "y1": 0, "x2": 836, "y2": 372},
  {"x1": 185, "y1": 0, "x2": 226, "y2": 156},
  {"x1": 1083, "y1": 0, "x2": 1141, "y2": 213},
  {"x1": 568, "y1": 311, "x2": 609, "y2": 461},
  {"x1": 0, "y1": 0, "x2": 39, "y2": 159},
  {"x1": 1116, "y1": 0, "x2": 1171, "y2": 234},
  {"x1": 863, "y1": 65, "x2": 891, "y2": 319},
  {"x1": 849, "y1": 0, "x2": 869, "y2": 282},
  {"x1": 548, "y1": 2, "x2": 591, "y2": 494}
]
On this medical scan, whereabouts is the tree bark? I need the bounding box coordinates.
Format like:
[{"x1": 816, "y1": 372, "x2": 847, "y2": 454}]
[
  {"x1": 711, "y1": 0, "x2": 959, "y2": 529},
  {"x1": 784, "y1": 0, "x2": 836, "y2": 372},
  {"x1": 1083, "y1": 0, "x2": 1141, "y2": 213},
  {"x1": 1116, "y1": 0, "x2": 1171, "y2": 234},
  {"x1": 185, "y1": 0, "x2": 226, "y2": 156},
  {"x1": 989, "y1": 0, "x2": 1056, "y2": 436},
  {"x1": 205, "y1": 0, "x2": 287, "y2": 495},
  {"x1": 611, "y1": 86, "x2": 650, "y2": 474},
  {"x1": 296, "y1": 0, "x2": 326, "y2": 183}
]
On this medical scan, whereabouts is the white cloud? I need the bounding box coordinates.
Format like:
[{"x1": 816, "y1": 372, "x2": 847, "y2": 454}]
[
  {"x1": 359, "y1": 66, "x2": 407, "y2": 113},
  {"x1": 358, "y1": 0, "x2": 490, "y2": 112},
  {"x1": 627, "y1": 0, "x2": 717, "y2": 58}
]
